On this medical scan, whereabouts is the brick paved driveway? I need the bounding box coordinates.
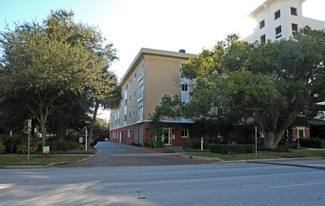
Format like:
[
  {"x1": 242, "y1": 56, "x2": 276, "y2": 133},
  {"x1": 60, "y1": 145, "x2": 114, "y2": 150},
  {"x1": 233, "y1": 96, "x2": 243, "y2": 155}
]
[{"x1": 65, "y1": 141, "x2": 212, "y2": 167}]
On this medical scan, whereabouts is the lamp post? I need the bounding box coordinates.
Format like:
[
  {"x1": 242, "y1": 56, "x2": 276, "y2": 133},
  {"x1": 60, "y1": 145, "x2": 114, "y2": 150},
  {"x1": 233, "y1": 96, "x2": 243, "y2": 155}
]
[{"x1": 27, "y1": 119, "x2": 31, "y2": 162}]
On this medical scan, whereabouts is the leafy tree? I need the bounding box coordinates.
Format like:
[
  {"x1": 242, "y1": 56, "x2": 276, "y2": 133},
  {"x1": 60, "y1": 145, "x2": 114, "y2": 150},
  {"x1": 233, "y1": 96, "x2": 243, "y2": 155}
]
[
  {"x1": 87, "y1": 71, "x2": 121, "y2": 148},
  {"x1": 0, "y1": 10, "x2": 119, "y2": 148},
  {"x1": 181, "y1": 28, "x2": 325, "y2": 149},
  {"x1": 149, "y1": 95, "x2": 182, "y2": 138},
  {"x1": 93, "y1": 118, "x2": 110, "y2": 140}
]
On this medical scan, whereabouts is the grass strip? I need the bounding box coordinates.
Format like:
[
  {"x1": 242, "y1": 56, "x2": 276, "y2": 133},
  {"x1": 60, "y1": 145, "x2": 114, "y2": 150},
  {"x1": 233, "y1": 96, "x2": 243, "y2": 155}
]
[
  {"x1": 188, "y1": 149, "x2": 325, "y2": 161},
  {"x1": 0, "y1": 155, "x2": 90, "y2": 166}
]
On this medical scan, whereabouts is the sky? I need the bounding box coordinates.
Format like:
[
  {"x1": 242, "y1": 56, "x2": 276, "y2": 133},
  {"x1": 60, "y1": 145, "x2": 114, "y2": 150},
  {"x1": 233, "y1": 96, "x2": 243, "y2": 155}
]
[{"x1": 1, "y1": 0, "x2": 324, "y2": 120}]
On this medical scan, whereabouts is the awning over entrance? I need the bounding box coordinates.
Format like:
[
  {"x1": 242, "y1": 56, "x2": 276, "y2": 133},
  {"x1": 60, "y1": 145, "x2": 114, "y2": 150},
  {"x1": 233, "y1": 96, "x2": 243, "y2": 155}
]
[{"x1": 308, "y1": 119, "x2": 325, "y2": 125}]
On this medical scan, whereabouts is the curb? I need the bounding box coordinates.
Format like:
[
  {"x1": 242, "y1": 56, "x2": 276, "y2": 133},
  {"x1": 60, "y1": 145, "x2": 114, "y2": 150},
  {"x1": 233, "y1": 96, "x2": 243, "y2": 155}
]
[
  {"x1": 255, "y1": 161, "x2": 325, "y2": 170},
  {"x1": 46, "y1": 155, "x2": 95, "y2": 167}
]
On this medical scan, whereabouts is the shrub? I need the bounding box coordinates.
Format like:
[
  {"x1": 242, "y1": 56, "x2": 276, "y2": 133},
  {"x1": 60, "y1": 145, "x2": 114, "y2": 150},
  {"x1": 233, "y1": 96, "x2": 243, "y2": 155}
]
[
  {"x1": 300, "y1": 138, "x2": 324, "y2": 148},
  {"x1": 145, "y1": 140, "x2": 164, "y2": 148},
  {"x1": 184, "y1": 139, "x2": 209, "y2": 150},
  {"x1": 90, "y1": 139, "x2": 98, "y2": 147},
  {"x1": 210, "y1": 144, "x2": 253, "y2": 154},
  {"x1": 0, "y1": 135, "x2": 11, "y2": 153},
  {"x1": 0, "y1": 140, "x2": 6, "y2": 154},
  {"x1": 258, "y1": 146, "x2": 291, "y2": 153},
  {"x1": 13, "y1": 132, "x2": 39, "y2": 154},
  {"x1": 184, "y1": 139, "x2": 201, "y2": 150},
  {"x1": 131, "y1": 142, "x2": 142, "y2": 147},
  {"x1": 49, "y1": 139, "x2": 79, "y2": 151}
]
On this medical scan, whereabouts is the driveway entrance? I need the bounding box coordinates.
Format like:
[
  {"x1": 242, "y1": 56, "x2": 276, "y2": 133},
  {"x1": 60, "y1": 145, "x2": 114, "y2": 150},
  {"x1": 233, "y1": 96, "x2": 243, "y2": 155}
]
[{"x1": 65, "y1": 141, "x2": 212, "y2": 167}]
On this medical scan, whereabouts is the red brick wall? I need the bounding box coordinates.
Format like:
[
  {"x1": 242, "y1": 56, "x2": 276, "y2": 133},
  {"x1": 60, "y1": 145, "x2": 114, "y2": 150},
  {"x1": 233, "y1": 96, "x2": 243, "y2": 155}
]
[{"x1": 109, "y1": 122, "x2": 193, "y2": 146}]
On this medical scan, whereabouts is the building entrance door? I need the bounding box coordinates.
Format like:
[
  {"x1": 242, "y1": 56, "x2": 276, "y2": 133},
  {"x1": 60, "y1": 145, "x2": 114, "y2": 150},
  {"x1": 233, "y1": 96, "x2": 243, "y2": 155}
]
[{"x1": 162, "y1": 128, "x2": 171, "y2": 145}]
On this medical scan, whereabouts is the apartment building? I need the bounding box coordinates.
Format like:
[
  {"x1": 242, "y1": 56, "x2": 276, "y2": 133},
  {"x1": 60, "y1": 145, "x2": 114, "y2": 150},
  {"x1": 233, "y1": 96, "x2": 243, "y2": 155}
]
[
  {"x1": 245, "y1": 0, "x2": 325, "y2": 140},
  {"x1": 245, "y1": 0, "x2": 325, "y2": 43},
  {"x1": 109, "y1": 48, "x2": 197, "y2": 146}
]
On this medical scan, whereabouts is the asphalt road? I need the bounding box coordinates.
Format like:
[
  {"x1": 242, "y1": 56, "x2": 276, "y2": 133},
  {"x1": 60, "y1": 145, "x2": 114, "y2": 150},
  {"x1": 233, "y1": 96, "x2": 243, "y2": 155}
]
[
  {"x1": 1, "y1": 162, "x2": 325, "y2": 205},
  {"x1": 65, "y1": 141, "x2": 211, "y2": 167}
]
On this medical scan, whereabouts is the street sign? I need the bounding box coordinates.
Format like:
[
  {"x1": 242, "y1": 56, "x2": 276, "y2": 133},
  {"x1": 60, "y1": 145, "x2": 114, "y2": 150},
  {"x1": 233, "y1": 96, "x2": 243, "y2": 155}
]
[
  {"x1": 27, "y1": 119, "x2": 31, "y2": 128},
  {"x1": 43, "y1": 146, "x2": 50, "y2": 155}
]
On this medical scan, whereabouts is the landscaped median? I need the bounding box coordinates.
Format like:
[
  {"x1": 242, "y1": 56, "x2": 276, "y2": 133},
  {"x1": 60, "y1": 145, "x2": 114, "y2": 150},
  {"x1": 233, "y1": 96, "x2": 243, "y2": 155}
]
[{"x1": 185, "y1": 149, "x2": 325, "y2": 162}]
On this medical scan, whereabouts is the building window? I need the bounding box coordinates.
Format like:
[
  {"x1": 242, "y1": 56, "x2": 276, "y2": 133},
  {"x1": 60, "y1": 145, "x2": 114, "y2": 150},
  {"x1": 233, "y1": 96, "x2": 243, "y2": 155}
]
[
  {"x1": 128, "y1": 112, "x2": 131, "y2": 119},
  {"x1": 217, "y1": 107, "x2": 224, "y2": 116},
  {"x1": 181, "y1": 129, "x2": 189, "y2": 138},
  {"x1": 129, "y1": 95, "x2": 131, "y2": 102},
  {"x1": 128, "y1": 129, "x2": 131, "y2": 138},
  {"x1": 291, "y1": 7, "x2": 297, "y2": 16},
  {"x1": 124, "y1": 99, "x2": 127, "y2": 106},
  {"x1": 124, "y1": 115, "x2": 127, "y2": 122},
  {"x1": 275, "y1": 26, "x2": 282, "y2": 39},
  {"x1": 133, "y1": 109, "x2": 136, "y2": 118},
  {"x1": 260, "y1": 35, "x2": 266, "y2": 43},
  {"x1": 125, "y1": 84, "x2": 128, "y2": 91},
  {"x1": 259, "y1": 20, "x2": 265, "y2": 29},
  {"x1": 181, "y1": 84, "x2": 188, "y2": 91},
  {"x1": 138, "y1": 106, "x2": 143, "y2": 121},
  {"x1": 139, "y1": 84, "x2": 144, "y2": 100},
  {"x1": 292, "y1": 23, "x2": 298, "y2": 35},
  {"x1": 138, "y1": 64, "x2": 144, "y2": 81},
  {"x1": 130, "y1": 78, "x2": 132, "y2": 84},
  {"x1": 134, "y1": 73, "x2": 137, "y2": 79},
  {"x1": 134, "y1": 91, "x2": 136, "y2": 98},
  {"x1": 274, "y1": 10, "x2": 281, "y2": 20}
]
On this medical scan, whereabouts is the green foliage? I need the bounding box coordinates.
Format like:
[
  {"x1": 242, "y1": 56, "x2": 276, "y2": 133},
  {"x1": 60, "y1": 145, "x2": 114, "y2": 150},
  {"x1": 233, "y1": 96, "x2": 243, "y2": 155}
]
[
  {"x1": 258, "y1": 145, "x2": 291, "y2": 153},
  {"x1": 209, "y1": 144, "x2": 253, "y2": 154},
  {"x1": 145, "y1": 140, "x2": 164, "y2": 148},
  {"x1": 181, "y1": 28, "x2": 325, "y2": 149},
  {"x1": 0, "y1": 132, "x2": 40, "y2": 154},
  {"x1": 12, "y1": 132, "x2": 39, "y2": 154},
  {"x1": 0, "y1": 140, "x2": 5, "y2": 153},
  {"x1": 184, "y1": 139, "x2": 209, "y2": 150},
  {"x1": 158, "y1": 148, "x2": 175, "y2": 153},
  {"x1": 300, "y1": 138, "x2": 324, "y2": 148},
  {"x1": 49, "y1": 139, "x2": 79, "y2": 151},
  {"x1": 93, "y1": 118, "x2": 110, "y2": 140},
  {"x1": 0, "y1": 9, "x2": 119, "y2": 148},
  {"x1": 131, "y1": 142, "x2": 142, "y2": 147}
]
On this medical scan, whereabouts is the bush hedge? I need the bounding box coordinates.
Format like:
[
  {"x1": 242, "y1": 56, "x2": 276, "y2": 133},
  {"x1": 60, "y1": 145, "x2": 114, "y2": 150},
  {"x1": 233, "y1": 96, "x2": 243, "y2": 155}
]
[
  {"x1": 131, "y1": 142, "x2": 142, "y2": 147},
  {"x1": 300, "y1": 138, "x2": 324, "y2": 148},
  {"x1": 209, "y1": 144, "x2": 253, "y2": 154},
  {"x1": 0, "y1": 140, "x2": 6, "y2": 154},
  {"x1": 145, "y1": 140, "x2": 164, "y2": 148},
  {"x1": 184, "y1": 139, "x2": 209, "y2": 150},
  {"x1": 0, "y1": 132, "x2": 40, "y2": 154},
  {"x1": 48, "y1": 139, "x2": 80, "y2": 151}
]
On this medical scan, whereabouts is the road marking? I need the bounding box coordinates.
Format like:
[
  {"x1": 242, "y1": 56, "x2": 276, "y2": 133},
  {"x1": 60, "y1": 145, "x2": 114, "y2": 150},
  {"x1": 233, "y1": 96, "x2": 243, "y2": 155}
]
[{"x1": 270, "y1": 182, "x2": 325, "y2": 189}]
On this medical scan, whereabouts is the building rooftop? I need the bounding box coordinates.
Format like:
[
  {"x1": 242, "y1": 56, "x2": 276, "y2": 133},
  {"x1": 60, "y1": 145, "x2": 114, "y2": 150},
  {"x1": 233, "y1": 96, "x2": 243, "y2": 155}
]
[
  {"x1": 120, "y1": 48, "x2": 197, "y2": 85},
  {"x1": 248, "y1": 0, "x2": 306, "y2": 18}
]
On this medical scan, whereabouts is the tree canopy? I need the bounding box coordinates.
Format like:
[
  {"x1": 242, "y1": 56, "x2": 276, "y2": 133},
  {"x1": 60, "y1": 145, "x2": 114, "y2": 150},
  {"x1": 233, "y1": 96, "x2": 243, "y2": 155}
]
[
  {"x1": 181, "y1": 28, "x2": 325, "y2": 148},
  {"x1": 0, "y1": 10, "x2": 120, "y2": 147},
  {"x1": 153, "y1": 28, "x2": 325, "y2": 149}
]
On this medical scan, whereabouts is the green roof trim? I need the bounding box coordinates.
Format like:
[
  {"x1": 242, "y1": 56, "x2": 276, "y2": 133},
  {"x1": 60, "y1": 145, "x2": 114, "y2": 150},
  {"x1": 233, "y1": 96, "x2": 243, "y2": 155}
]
[{"x1": 308, "y1": 119, "x2": 325, "y2": 125}]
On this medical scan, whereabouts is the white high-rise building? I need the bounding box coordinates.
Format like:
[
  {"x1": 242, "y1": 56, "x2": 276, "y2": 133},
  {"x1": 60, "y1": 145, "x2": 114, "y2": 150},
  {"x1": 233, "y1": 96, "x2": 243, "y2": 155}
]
[{"x1": 245, "y1": 0, "x2": 325, "y2": 43}]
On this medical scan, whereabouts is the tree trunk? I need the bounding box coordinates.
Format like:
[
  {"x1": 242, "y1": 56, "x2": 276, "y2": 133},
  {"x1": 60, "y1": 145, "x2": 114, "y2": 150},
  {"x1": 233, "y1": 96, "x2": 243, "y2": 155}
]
[
  {"x1": 263, "y1": 130, "x2": 286, "y2": 149},
  {"x1": 88, "y1": 101, "x2": 99, "y2": 148},
  {"x1": 56, "y1": 118, "x2": 67, "y2": 140}
]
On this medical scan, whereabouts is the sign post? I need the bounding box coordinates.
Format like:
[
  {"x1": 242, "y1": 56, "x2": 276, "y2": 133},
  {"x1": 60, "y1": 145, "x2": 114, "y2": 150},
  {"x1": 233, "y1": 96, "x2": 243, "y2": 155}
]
[
  {"x1": 255, "y1": 126, "x2": 258, "y2": 157},
  {"x1": 85, "y1": 130, "x2": 88, "y2": 151},
  {"x1": 201, "y1": 138, "x2": 204, "y2": 151},
  {"x1": 27, "y1": 119, "x2": 31, "y2": 162}
]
